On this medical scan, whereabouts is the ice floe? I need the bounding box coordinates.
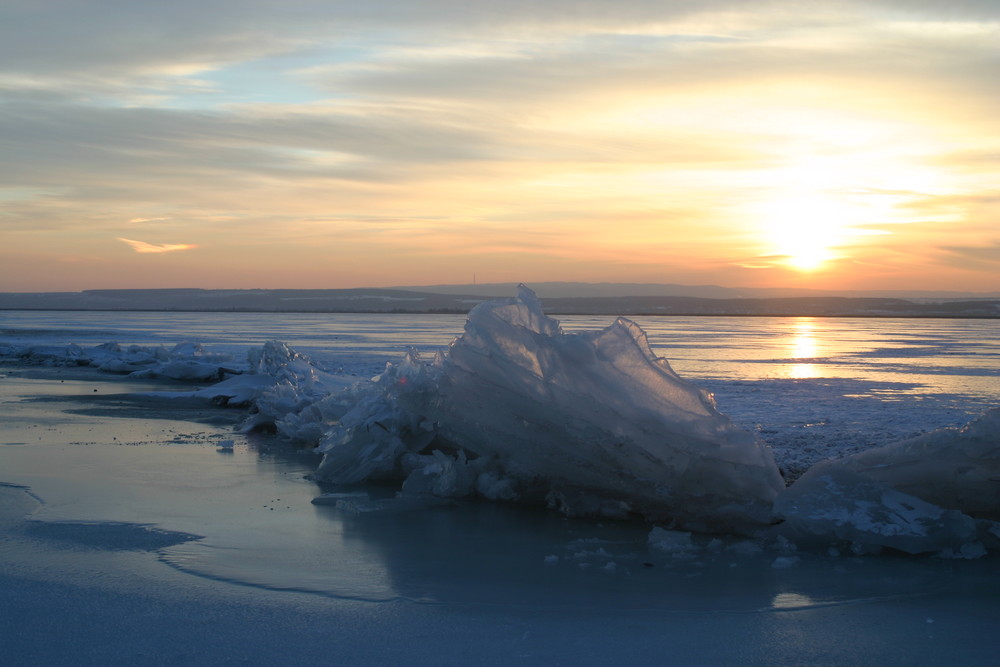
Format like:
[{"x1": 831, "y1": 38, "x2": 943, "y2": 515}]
[
  {"x1": 771, "y1": 462, "x2": 982, "y2": 556},
  {"x1": 769, "y1": 408, "x2": 1000, "y2": 556},
  {"x1": 825, "y1": 407, "x2": 1000, "y2": 521}
]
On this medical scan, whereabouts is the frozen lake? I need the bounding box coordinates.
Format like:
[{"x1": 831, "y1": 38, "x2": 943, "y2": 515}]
[
  {"x1": 1, "y1": 310, "x2": 999, "y2": 665},
  {"x1": 5, "y1": 309, "x2": 997, "y2": 474}
]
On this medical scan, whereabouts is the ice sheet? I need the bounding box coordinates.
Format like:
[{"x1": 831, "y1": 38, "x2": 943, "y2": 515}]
[{"x1": 3, "y1": 322, "x2": 1000, "y2": 665}]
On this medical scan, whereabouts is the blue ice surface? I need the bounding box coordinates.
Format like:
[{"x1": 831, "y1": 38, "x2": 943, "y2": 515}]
[
  {"x1": 3, "y1": 475, "x2": 1000, "y2": 667},
  {"x1": 2, "y1": 310, "x2": 999, "y2": 664}
]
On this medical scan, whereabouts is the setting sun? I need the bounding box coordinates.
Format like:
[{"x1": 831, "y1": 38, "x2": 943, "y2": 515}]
[
  {"x1": 744, "y1": 147, "x2": 958, "y2": 278},
  {"x1": 758, "y1": 194, "x2": 848, "y2": 272}
]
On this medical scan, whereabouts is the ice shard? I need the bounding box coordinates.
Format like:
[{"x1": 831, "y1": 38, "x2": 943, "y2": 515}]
[{"x1": 315, "y1": 285, "x2": 784, "y2": 533}]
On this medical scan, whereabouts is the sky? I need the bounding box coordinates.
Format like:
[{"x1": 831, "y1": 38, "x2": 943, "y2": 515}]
[{"x1": 2, "y1": 1, "x2": 999, "y2": 293}]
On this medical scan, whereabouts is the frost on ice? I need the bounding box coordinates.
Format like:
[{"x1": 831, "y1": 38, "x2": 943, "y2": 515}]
[{"x1": 314, "y1": 285, "x2": 785, "y2": 533}]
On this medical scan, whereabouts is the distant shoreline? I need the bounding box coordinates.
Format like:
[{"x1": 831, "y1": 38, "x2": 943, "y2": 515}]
[
  {"x1": 2, "y1": 307, "x2": 998, "y2": 319},
  {"x1": 1, "y1": 286, "x2": 998, "y2": 319}
]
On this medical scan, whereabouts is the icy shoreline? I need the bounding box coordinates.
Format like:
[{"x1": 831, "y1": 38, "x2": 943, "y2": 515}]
[{"x1": 3, "y1": 286, "x2": 998, "y2": 557}]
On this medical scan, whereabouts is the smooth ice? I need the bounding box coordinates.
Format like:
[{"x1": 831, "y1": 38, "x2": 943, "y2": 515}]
[{"x1": 2, "y1": 379, "x2": 999, "y2": 665}]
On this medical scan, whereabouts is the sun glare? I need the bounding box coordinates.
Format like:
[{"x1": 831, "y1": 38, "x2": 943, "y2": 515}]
[
  {"x1": 746, "y1": 148, "x2": 955, "y2": 275},
  {"x1": 752, "y1": 155, "x2": 886, "y2": 272},
  {"x1": 757, "y1": 194, "x2": 848, "y2": 271}
]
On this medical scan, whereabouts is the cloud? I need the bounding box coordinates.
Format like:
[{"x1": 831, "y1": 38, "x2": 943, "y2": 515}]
[
  {"x1": 937, "y1": 242, "x2": 1000, "y2": 268},
  {"x1": 2, "y1": 1, "x2": 999, "y2": 291},
  {"x1": 118, "y1": 237, "x2": 198, "y2": 254}
]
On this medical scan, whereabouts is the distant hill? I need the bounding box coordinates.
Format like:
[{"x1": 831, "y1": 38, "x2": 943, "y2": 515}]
[
  {"x1": 1, "y1": 286, "x2": 998, "y2": 318},
  {"x1": 393, "y1": 282, "x2": 752, "y2": 299},
  {"x1": 394, "y1": 281, "x2": 1000, "y2": 301},
  {"x1": 0, "y1": 288, "x2": 480, "y2": 314}
]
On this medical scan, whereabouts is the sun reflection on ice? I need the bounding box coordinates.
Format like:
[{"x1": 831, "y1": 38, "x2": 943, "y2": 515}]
[
  {"x1": 770, "y1": 592, "x2": 817, "y2": 610},
  {"x1": 786, "y1": 318, "x2": 820, "y2": 379}
]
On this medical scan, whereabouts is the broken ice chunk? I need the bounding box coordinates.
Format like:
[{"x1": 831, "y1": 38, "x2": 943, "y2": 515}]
[
  {"x1": 772, "y1": 462, "x2": 980, "y2": 556},
  {"x1": 832, "y1": 407, "x2": 1000, "y2": 520},
  {"x1": 315, "y1": 285, "x2": 784, "y2": 534}
]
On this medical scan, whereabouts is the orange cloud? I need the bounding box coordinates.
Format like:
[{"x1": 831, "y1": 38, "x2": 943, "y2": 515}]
[{"x1": 117, "y1": 237, "x2": 198, "y2": 254}]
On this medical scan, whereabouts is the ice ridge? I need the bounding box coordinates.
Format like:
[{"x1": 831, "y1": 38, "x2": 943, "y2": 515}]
[{"x1": 313, "y1": 285, "x2": 785, "y2": 533}]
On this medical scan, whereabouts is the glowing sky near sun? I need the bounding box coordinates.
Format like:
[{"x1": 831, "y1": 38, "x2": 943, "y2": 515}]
[{"x1": 1, "y1": 1, "x2": 999, "y2": 293}]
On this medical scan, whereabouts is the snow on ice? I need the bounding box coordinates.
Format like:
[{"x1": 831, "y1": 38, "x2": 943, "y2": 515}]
[
  {"x1": 4, "y1": 285, "x2": 998, "y2": 556},
  {"x1": 3, "y1": 340, "x2": 241, "y2": 382}
]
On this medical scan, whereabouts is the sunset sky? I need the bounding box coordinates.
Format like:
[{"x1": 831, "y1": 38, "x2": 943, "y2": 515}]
[{"x1": 2, "y1": 1, "x2": 999, "y2": 293}]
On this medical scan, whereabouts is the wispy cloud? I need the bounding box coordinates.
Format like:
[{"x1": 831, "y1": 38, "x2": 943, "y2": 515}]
[
  {"x1": 938, "y1": 242, "x2": 1000, "y2": 268},
  {"x1": 128, "y1": 217, "x2": 172, "y2": 224},
  {"x1": 118, "y1": 237, "x2": 198, "y2": 254}
]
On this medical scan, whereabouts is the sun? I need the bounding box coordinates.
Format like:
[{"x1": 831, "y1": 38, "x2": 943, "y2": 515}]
[
  {"x1": 747, "y1": 153, "x2": 897, "y2": 273},
  {"x1": 758, "y1": 194, "x2": 848, "y2": 272},
  {"x1": 747, "y1": 150, "x2": 950, "y2": 274}
]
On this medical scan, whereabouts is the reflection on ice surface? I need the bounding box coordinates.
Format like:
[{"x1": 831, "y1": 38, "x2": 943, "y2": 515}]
[
  {"x1": 785, "y1": 318, "x2": 821, "y2": 379},
  {"x1": 771, "y1": 592, "x2": 816, "y2": 610}
]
